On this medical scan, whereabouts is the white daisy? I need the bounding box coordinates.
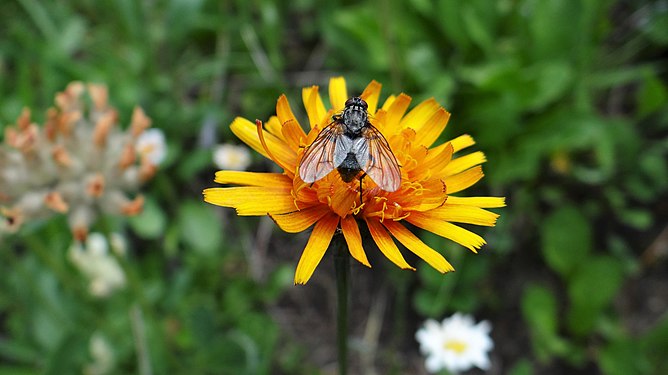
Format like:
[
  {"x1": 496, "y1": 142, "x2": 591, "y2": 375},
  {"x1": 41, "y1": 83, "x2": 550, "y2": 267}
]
[
  {"x1": 416, "y1": 313, "x2": 493, "y2": 374},
  {"x1": 212, "y1": 143, "x2": 251, "y2": 171},
  {"x1": 136, "y1": 128, "x2": 167, "y2": 165}
]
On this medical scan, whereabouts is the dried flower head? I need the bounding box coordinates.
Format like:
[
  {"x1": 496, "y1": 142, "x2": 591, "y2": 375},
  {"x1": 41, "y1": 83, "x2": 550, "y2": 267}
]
[{"x1": 0, "y1": 82, "x2": 164, "y2": 239}]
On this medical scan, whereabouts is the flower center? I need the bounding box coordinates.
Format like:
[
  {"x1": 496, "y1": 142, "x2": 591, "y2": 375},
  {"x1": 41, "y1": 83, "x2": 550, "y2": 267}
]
[{"x1": 444, "y1": 339, "x2": 468, "y2": 354}]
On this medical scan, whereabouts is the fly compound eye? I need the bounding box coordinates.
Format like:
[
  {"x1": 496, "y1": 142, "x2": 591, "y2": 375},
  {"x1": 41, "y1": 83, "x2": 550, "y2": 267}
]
[{"x1": 346, "y1": 97, "x2": 368, "y2": 110}]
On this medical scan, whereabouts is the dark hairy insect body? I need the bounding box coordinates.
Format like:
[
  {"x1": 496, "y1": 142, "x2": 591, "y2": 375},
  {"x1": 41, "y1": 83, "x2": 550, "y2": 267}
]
[
  {"x1": 299, "y1": 97, "x2": 401, "y2": 193},
  {"x1": 336, "y1": 153, "x2": 363, "y2": 183}
]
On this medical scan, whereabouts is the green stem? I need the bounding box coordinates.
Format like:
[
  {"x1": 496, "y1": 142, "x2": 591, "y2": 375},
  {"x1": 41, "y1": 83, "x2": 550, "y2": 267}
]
[
  {"x1": 98, "y1": 218, "x2": 153, "y2": 375},
  {"x1": 333, "y1": 234, "x2": 349, "y2": 375}
]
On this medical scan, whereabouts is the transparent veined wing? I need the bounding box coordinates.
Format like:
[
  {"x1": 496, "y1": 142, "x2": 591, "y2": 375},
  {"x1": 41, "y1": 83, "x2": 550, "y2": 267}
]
[
  {"x1": 299, "y1": 122, "x2": 345, "y2": 183},
  {"x1": 357, "y1": 125, "x2": 401, "y2": 192}
]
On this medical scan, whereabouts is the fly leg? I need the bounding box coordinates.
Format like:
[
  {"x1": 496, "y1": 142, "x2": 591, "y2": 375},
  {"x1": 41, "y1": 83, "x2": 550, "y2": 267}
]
[{"x1": 358, "y1": 173, "x2": 367, "y2": 207}]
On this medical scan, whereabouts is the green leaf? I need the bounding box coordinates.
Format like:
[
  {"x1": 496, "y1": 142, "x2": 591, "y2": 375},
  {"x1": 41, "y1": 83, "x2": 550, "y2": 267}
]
[
  {"x1": 508, "y1": 359, "x2": 534, "y2": 375},
  {"x1": 522, "y1": 285, "x2": 558, "y2": 338},
  {"x1": 566, "y1": 256, "x2": 625, "y2": 336},
  {"x1": 637, "y1": 72, "x2": 668, "y2": 117},
  {"x1": 541, "y1": 206, "x2": 592, "y2": 277},
  {"x1": 642, "y1": 314, "x2": 668, "y2": 374},
  {"x1": 599, "y1": 337, "x2": 651, "y2": 375},
  {"x1": 0, "y1": 367, "x2": 39, "y2": 375},
  {"x1": 0, "y1": 339, "x2": 39, "y2": 364},
  {"x1": 618, "y1": 208, "x2": 652, "y2": 231},
  {"x1": 641, "y1": 9, "x2": 668, "y2": 45},
  {"x1": 414, "y1": 288, "x2": 449, "y2": 317},
  {"x1": 462, "y1": 4, "x2": 493, "y2": 53},
  {"x1": 178, "y1": 201, "x2": 223, "y2": 256},
  {"x1": 521, "y1": 285, "x2": 570, "y2": 361},
  {"x1": 129, "y1": 197, "x2": 167, "y2": 239},
  {"x1": 43, "y1": 332, "x2": 87, "y2": 375},
  {"x1": 177, "y1": 148, "x2": 212, "y2": 181},
  {"x1": 525, "y1": 61, "x2": 573, "y2": 111}
]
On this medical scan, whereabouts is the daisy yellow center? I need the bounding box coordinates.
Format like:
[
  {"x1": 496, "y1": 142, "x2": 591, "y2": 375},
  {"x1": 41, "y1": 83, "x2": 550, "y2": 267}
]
[
  {"x1": 444, "y1": 339, "x2": 468, "y2": 354},
  {"x1": 139, "y1": 143, "x2": 156, "y2": 155}
]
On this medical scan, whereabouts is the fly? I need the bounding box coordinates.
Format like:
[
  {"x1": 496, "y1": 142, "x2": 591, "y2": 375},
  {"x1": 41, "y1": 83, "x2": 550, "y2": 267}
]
[{"x1": 299, "y1": 97, "x2": 401, "y2": 197}]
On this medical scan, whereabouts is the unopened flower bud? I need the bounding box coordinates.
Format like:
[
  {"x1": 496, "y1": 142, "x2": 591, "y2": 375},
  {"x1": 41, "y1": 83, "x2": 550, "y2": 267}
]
[
  {"x1": 16, "y1": 108, "x2": 32, "y2": 131},
  {"x1": 44, "y1": 108, "x2": 59, "y2": 141},
  {"x1": 86, "y1": 173, "x2": 105, "y2": 198},
  {"x1": 87, "y1": 84, "x2": 108, "y2": 111},
  {"x1": 139, "y1": 160, "x2": 157, "y2": 182},
  {"x1": 57, "y1": 110, "x2": 82, "y2": 136},
  {"x1": 93, "y1": 112, "x2": 116, "y2": 147},
  {"x1": 121, "y1": 195, "x2": 144, "y2": 216},
  {"x1": 4, "y1": 127, "x2": 18, "y2": 147},
  {"x1": 14, "y1": 124, "x2": 39, "y2": 154},
  {"x1": 68, "y1": 205, "x2": 94, "y2": 242},
  {"x1": 44, "y1": 191, "x2": 69, "y2": 213},
  {"x1": 1, "y1": 207, "x2": 24, "y2": 233},
  {"x1": 118, "y1": 143, "x2": 136, "y2": 170},
  {"x1": 52, "y1": 145, "x2": 73, "y2": 167},
  {"x1": 130, "y1": 107, "x2": 151, "y2": 137}
]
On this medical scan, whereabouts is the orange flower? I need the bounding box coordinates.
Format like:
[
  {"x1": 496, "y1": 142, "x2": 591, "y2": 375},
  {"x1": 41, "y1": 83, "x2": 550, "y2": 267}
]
[{"x1": 204, "y1": 77, "x2": 505, "y2": 284}]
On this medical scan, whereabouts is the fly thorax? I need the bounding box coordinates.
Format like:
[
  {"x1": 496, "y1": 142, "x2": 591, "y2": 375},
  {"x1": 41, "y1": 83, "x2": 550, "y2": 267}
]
[{"x1": 342, "y1": 107, "x2": 367, "y2": 134}]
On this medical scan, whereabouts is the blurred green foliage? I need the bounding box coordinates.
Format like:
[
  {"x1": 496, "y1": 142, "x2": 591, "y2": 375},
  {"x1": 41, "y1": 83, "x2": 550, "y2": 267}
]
[{"x1": 1, "y1": 0, "x2": 667, "y2": 374}]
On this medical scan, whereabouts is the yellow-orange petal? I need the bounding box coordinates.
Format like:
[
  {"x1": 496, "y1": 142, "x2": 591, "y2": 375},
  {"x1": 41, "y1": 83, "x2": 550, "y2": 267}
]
[
  {"x1": 382, "y1": 94, "x2": 412, "y2": 134},
  {"x1": 329, "y1": 182, "x2": 359, "y2": 217},
  {"x1": 230, "y1": 117, "x2": 296, "y2": 171},
  {"x1": 360, "y1": 80, "x2": 382, "y2": 115},
  {"x1": 340, "y1": 215, "x2": 370, "y2": 267},
  {"x1": 294, "y1": 214, "x2": 339, "y2": 284},
  {"x1": 450, "y1": 134, "x2": 475, "y2": 152},
  {"x1": 277, "y1": 94, "x2": 300, "y2": 129},
  {"x1": 413, "y1": 108, "x2": 451, "y2": 148},
  {"x1": 203, "y1": 187, "x2": 296, "y2": 215},
  {"x1": 445, "y1": 196, "x2": 506, "y2": 208},
  {"x1": 399, "y1": 98, "x2": 438, "y2": 130},
  {"x1": 443, "y1": 166, "x2": 483, "y2": 194},
  {"x1": 406, "y1": 212, "x2": 486, "y2": 252},
  {"x1": 270, "y1": 205, "x2": 331, "y2": 233},
  {"x1": 394, "y1": 178, "x2": 447, "y2": 212},
  {"x1": 426, "y1": 205, "x2": 500, "y2": 226},
  {"x1": 282, "y1": 119, "x2": 307, "y2": 152},
  {"x1": 329, "y1": 77, "x2": 348, "y2": 112},
  {"x1": 214, "y1": 171, "x2": 291, "y2": 187},
  {"x1": 265, "y1": 116, "x2": 285, "y2": 141},
  {"x1": 381, "y1": 95, "x2": 396, "y2": 111},
  {"x1": 411, "y1": 142, "x2": 453, "y2": 178},
  {"x1": 302, "y1": 86, "x2": 327, "y2": 129},
  {"x1": 442, "y1": 151, "x2": 486, "y2": 176},
  {"x1": 383, "y1": 220, "x2": 454, "y2": 273},
  {"x1": 366, "y1": 219, "x2": 415, "y2": 270}
]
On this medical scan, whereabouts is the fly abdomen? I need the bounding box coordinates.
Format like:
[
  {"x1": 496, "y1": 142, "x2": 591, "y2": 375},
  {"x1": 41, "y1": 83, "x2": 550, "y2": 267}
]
[{"x1": 337, "y1": 152, "x2": 361, "y2": 182}]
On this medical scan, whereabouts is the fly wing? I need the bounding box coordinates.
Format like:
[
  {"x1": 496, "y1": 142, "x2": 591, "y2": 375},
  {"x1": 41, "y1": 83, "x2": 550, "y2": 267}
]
[
  {"x1": 299, "y1": 122, "x2": 345, "y2": 183},
  {"x1": 356, "y1": 125, "x2": 401, "y2": 192}
]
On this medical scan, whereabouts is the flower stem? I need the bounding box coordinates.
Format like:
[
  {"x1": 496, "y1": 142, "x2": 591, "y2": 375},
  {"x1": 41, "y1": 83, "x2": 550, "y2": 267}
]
[{"x1": 333, "y1": 234, "x2": 349, "y2": 375}]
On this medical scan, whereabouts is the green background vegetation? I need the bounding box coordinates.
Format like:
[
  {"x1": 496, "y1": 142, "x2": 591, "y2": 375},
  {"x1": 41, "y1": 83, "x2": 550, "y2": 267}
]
[{"x1": 1, "y1": 0, "x2": 667, "y2": 374}]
